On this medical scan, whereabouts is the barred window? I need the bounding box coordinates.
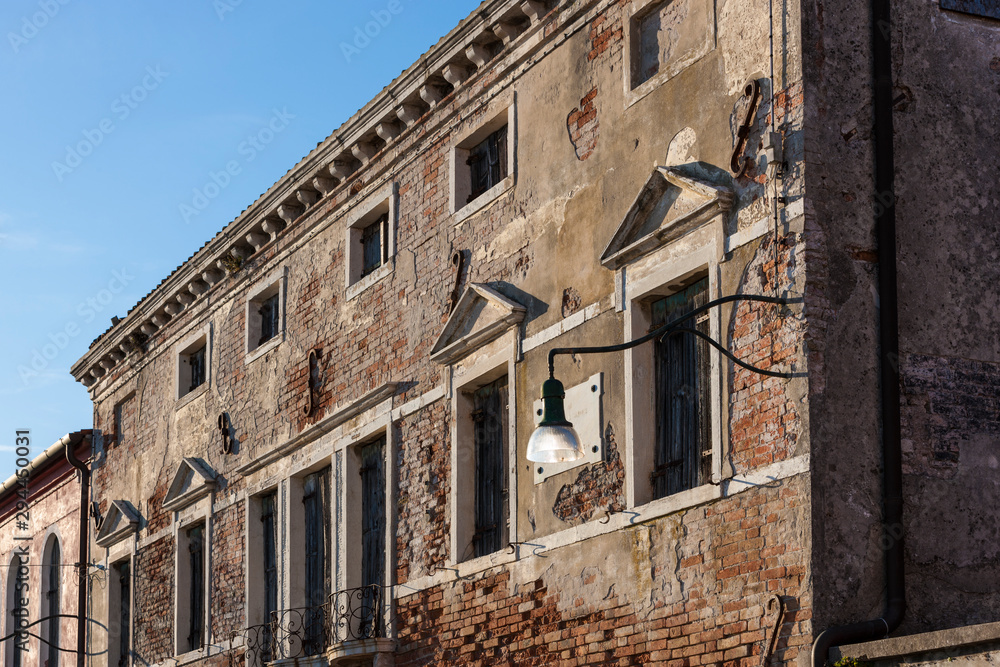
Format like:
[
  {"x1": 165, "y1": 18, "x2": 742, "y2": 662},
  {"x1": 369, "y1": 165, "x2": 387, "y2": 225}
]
[
  {"x1": 186, "y1": 524, "x2": 205, "y2": 652},
  {"x1": 472, "y1": 375, "x2": 508, "y2": 557},
  {"x1": 467, "y1": 125, "x2": 508, "y2": 203},
  {"x1": 259, "y1": 293, "x2": 280, "y2": 346},
  {"x1": 360, "y1": 214, "x2": 388, "y2": 278},
  {"x1": 650, "y1": 277, "x2": 711, "y2": 499}
]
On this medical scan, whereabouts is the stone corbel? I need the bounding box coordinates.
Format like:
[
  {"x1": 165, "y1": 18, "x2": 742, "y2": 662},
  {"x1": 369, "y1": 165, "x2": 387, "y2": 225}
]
[
  {"x1": 277, "y1": 204, "x2": 302, "y2": 224},
  {"x1": 90, "y1": 367, "x2": 106, "y2": 379},
  {"x1": 101, "y1": 357, "x2": 117, "y2": 370},
  {"x1": 312, "y1": 176, "x2": 336, "y2": 195},
  {"x1": 263, "y1": 218, "x2": 287, "y2": 238},
  {"x1": 164, "y1": 302, "x2": 183, "y2": 316},
  {"x1": 188, "y1": 281, "x2": 209, "y2": 297},
  {"x1": 465, "y1": 43, "x2": 491, "y2": 68},
  {"x1": 202, "y1": 268, "x2": 225, "y2": 285},
  {"x1": 176, "y1": 293, "x2": 194, "y2": 307},
  {"x1": 521, "y1": 0, "x2": 546, "y2": 23},
  {"x1": 230, "y1": 245, "x2": 253, "y2": 260},
  {"x1": 140, "y1": 323, "x2": 158, "y2": 336},
  {"x1": 443, "y1": 63, "x2": 471, "y2": 87},
  {"x1": 296, "y1": 189, "x2": 320, "y2": 207},
  {"x1": 419, "y1": 84, "x2": 445, "y2": 107},
  {"x1": 329, "y1": 159, "x2": 355, "y2": 181},
  {"x1": 376, "y1": 121, "x2": 401, "y2": 142},
  {"x1": 396, "y1": 104, "x2": 422, "y2": 127},
  {"x1": 493, "y1": 22, "x2": 522, "y2": 44},
  {"x1": 352, "y1": 142, "x2": 377, "y2": 163},
  {"x1": 151, "y1": 313, "x2": 169, "y2": 328},
  {"x1": 246, "y1": 231, "x2": 269, "y2": 251}
]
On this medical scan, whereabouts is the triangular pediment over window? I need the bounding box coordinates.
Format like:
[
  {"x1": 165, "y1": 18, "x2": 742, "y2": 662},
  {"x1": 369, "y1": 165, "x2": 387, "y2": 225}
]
[
  {"x1": 162, "y1": 457, "x2": 217, "y2": 512},
  {"x1": 600, "y1": 166, "x2": 733, "y2": 270},
  {"x1": 431, "y1": 283, "x2": 526, "y2": 365},
  {"x1": 95, "y1": 500, "x2": 141, "y2": 548}
]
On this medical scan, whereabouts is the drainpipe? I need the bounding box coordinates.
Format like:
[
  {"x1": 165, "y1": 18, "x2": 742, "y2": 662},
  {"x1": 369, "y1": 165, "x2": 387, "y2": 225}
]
[
  {"x1": 63, "y1": 430, "x2": 93, "y2": 667},
  {"x1": 811, "y1": 0, "x2": 905, "y2": 662}
]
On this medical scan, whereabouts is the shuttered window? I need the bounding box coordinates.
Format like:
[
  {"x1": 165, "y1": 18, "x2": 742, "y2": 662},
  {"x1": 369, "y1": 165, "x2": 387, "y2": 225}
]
[
  {"x1": 259, "y1": 293, "x2": 280, "y2": 346},
  {"x1": 186, "y1": 524, "x2": 205, "y2": 651},
  {"x1": 188, "y1": 345, "x2": 206, "y2": 392},
  {"x1": 650, "y1": 277, "x2": 711, "y2": 499},
  {"x1": 302, "y1": 467, "x2": 331, "y2": 655},
  {"x1": 473, "y1": 375, "x2": 508, "y2": 557},
  {"x1": 467, "y1": 126, "x2": 508, "y2": 202},
  {"x1": 116, "y1": 561, "x2": 131, "y2": 667},
  {"x1": 359, "y1": 437, "x2": 386, "y2": 638},
  {"x1": 360, "y1": 215, "x2": 388, "y2": 278},
  {"x1": 45, "y1": 539, "x2": 60, "y2": 667}
]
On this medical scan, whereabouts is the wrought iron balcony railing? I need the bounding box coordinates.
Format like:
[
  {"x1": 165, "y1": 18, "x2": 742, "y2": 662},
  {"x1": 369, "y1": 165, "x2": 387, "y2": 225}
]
[{"x1": 229, "y1": 585, "x2": 387, "y2": 667}]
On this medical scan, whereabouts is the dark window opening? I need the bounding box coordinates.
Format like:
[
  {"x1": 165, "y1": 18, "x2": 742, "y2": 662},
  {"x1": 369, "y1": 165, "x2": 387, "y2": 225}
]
[
  {"x1": 258, "y1": 293, "x2": 280, "y2": 346},
  {"x1": 359, "y1": 437, "x2": 386, "y2": 638},
  {"x1": 472, "y1": 375, "x2": 508, "y2": 558},
  {"x1": 302, "y1": 467, "x2": 331, "y2": 655},
  {"x1": 651, "y1": 277, "x2": 711, "y2": 499},
  {"x1": 12, "y1": 566, "x2": 25, "y2": 667},
  {"x1": 116, "y1": 561, "x2": 131, "y2": 667},
  {"x1": 114, "y1": 402, "x2": 124, "y2": 446},
  {"x1": 186, "y1": 524, "x2": 205, "y2": 652},
  {"x1": 360, "y1": 215, "x2": 388, "y2": 279},
  {"x1": 188, "y1": 345, "x2": 206, "y2": 393},
  {"x1": 45, "y1": 540, "x2": 60, "y2": 667},
  {"x1": 260, "y1": 493, "x2": 277, "y2": 663},
  {"x1": 467, "y1": 125, "x2": 508, "y2": 203}
]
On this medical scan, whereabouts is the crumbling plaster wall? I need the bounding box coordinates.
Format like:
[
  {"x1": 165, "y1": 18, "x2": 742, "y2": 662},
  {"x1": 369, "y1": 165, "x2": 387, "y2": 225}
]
[
  {"x1": 82, "y1": 0, "x2": 812, "y2": 663},
  {"x1": 802, "y1": 0, "x2": 1000, "y2": 639}
]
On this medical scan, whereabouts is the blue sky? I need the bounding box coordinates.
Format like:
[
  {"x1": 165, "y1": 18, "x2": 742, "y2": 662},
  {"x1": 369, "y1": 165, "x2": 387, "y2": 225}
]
[{"x1": 0, "y1": 0, "x2": 479, "y2": 478}]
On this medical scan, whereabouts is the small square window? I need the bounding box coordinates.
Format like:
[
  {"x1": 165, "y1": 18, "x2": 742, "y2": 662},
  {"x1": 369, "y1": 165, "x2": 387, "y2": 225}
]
[
  {"x1": 466, "y1": 126, "x2": 508, "y2": 203},
  {"x1": 246, "y1": 270, "x2": 286, "y2": 360},
  {"x1": 360, "y1": 214, "x2": 388, "y2": 278},
  {"x1": 176, "y1": 328, "x2": 211, "y2": 403},
  {"x1": 451, "y1": 102, "x2": 516, "y2": 219},
  {"x1": 346, "y1": 184, "x2": 396, "y2": 297}
]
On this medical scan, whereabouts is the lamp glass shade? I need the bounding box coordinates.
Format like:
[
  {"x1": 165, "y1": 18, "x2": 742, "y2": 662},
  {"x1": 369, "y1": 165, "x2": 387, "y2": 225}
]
[{"x1": 526, "y1": 424, "x2": 584, "y2": 462}]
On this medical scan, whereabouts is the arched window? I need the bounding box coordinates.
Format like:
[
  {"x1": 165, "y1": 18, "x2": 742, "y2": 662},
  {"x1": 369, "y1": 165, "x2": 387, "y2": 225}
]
[
  {"x1": 42, "y1": 536, "x2": 61, "y2": 667},
  {"x1": 6, "y1": 554, "x2": 26, "y2": 667}
]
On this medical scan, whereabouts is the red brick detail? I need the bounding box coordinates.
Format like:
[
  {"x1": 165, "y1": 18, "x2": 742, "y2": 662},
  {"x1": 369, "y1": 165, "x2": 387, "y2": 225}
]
[
  {"x1": 134, "y1": 536, "x2": 175, "y2": 663},
  {"x1": 588, "y1": 11, "x2": 624, "y2": 62},
  {"x1": 729, "y1": 235, "x2": 802, "y2": 474},
  {"x1": 211, "y1": 503, "x2": 245, "y2": 641},
  {"x1": 567, "y1": 88, "x2": 600, "y2": 161},
  {"x1": 553, "y1": 423, "x2": 625, "y2": 523}
]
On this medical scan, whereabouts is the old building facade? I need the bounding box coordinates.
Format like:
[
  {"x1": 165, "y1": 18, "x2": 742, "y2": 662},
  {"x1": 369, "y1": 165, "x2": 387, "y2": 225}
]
[
  {"x1": 59, "y1": 0, "x2": 1000, "y2": 666},
  {"x1": 1, "y1": 432, "x2": 91, "y2": 667}
]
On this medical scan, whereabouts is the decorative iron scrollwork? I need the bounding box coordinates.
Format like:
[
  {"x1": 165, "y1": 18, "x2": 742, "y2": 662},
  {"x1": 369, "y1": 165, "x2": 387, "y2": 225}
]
[{"x1": 731, "y1": 79, "x2": 762, "y2": 177}]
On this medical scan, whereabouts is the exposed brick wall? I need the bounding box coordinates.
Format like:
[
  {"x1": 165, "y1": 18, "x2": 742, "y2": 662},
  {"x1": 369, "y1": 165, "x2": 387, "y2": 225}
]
[
  {"x1": 211, "y1": 503, "x2": 245, "y2": 642},
  {"x1": 134, "y1": 536, "x2": 175, "y2": 663},
  {"x1": 729, "y1": 234, "x2": 803, "y2": 474},
  {"x1": 396, "y1": 400, "x2": 451, "y2": 584},
  {"x1": 552, "y1": 423, "x2": 625, "y2": 523},
  {"x1": 396, "y1": 479, "x2": 811, "y2": 666},
  {"x1": 567, "y1": 88, "x2": 600, "y2": 161}
]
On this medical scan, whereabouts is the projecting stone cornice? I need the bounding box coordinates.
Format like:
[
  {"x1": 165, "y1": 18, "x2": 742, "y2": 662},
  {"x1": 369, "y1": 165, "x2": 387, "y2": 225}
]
[{"x1": 71, "y1": 0, "x2": 594, "y2": 392}]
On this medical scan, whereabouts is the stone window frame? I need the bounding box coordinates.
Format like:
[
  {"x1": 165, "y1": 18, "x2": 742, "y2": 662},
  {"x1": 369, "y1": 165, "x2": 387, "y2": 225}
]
[
  {"x1": 286, "y1": 458, "x2": 334, "y2": 614},
  {"x1": 622, "y1": 0, "x2": 717, "y2": 108},
  {"x1": 331, "y1": 406, "x2": 397, "y2": 647},
  {"x1": 106, "y1": 549, "x2": 135, "y2": 667},
  {"x1": 621, "y1": 242, "x2": 725, "y2": 512},
  {"x1": 245, "y1": 266, "x2": 287, "y2": 363},
  {"x1": 173, "y1": 502, "x2": 212, "y2": 660},
  {"x1": 345, "y1": 182, "x2": 398, "y2": 300},
  {"x1": 450, "y1": 95, "x2": 517, "y2": 222},
  {"x1": 447, "y1": 337, "x2": 518, "y2": 571},
  {"x1": 40, "y1": 531, "x2": 62, "y2": 666},
  {"x1": 245, "y1": 486, "x2": 281, "y2": 642},
  {"x1": 175, "y1": 323, "x2": 212, "y2": 407}
]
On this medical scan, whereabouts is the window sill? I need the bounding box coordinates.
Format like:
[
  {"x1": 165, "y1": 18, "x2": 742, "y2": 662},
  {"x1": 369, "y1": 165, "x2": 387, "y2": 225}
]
[
  {"x1": 453, "y1": 173, "x2": 515, "y2": 223},
  {"x1": 346, "y1": 260, "x2": 393, "y2": 301},
  {"x1": 452, "y1": 546, "x2": 518, "y2": 580},
  {"x1": 172, "y1": 648, "x2": 207, "y2": 666},
  {"x1": 245, "y1": 332, "x2": 284, "y2": 364},
  {"x1": 175, "y1": 382, "x2": 209, "y2": 410}
]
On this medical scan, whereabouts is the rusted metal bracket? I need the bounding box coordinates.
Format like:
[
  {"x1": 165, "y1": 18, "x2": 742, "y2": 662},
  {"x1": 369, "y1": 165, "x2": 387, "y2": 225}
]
[
  {"x1": 447, "y1": 250, "x2": 465, "y2": 313},
  {"x1": 219, "y1": 412, "x2": 233, "y2": 455},
  {"x1": 760, "y1": 594, "x2": 787, "y2": 666},
  {"x1": 731, "y1": 79, "x2": 762, "y2": 177},
  {"x1": 304, "y1": 348, "x2": 322, "y2": 417}
]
